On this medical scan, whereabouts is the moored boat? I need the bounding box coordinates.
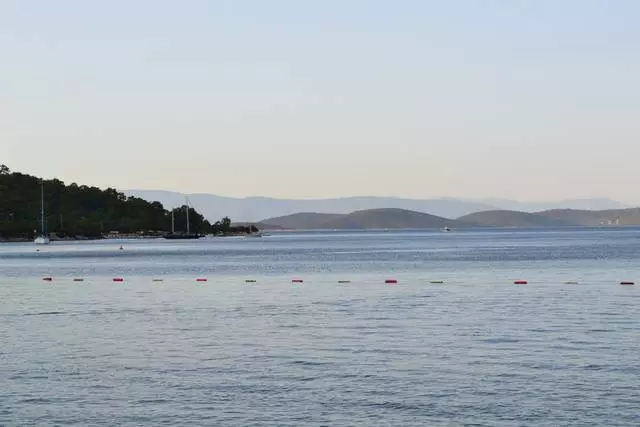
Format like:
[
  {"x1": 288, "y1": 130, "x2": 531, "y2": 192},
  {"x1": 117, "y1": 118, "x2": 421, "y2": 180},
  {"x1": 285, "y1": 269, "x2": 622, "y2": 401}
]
[{"x1": 34, "y1": 181, "x2": 50, "y2": 245}]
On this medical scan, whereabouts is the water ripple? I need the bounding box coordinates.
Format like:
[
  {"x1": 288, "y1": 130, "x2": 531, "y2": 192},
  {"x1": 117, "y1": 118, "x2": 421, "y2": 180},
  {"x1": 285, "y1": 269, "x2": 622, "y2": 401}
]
[{"x1": 2, "y1": 230, "x2": 640, "y2": 425}]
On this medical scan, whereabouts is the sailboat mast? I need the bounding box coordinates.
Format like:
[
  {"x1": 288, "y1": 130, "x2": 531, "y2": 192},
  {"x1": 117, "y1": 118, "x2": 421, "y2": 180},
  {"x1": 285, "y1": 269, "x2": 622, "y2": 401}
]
[
  {"x1": 186, "y1": 203, "x2": 190, "y2": 234},
  {"x1": 171, "y1": 209, "x2": 175, "y2": 233},
  {"x1": 40, "y1": 181, "x2": 45, "y2": 234}
]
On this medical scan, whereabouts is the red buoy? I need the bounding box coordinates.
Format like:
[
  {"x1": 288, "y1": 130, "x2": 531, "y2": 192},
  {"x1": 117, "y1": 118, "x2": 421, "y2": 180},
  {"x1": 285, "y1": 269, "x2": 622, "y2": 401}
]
[
  {"x1": 292, "y1": 279, "x2": 303, "y2": 283},
  {"x1": 385, "y1": 279, "x2": 398, "y2": 284},
  {"x1": 514, "y1": 280, "x2": 527, "y2": 285},
  {"x1": 196, "y1": 278, "x2": 207, "y2": 282},
  {"x1": 620, "y1": 281, "x2": 635, "y2": 285},
  {"x1": 112, "y1": 278, "x2": 124, "y2": 282}
]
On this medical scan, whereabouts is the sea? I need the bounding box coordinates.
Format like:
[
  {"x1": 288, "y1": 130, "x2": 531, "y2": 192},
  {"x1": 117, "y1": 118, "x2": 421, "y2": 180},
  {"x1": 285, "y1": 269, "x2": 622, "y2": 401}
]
[{"x1": 1, "y1": 228, "x2": 639, "y2": 426}]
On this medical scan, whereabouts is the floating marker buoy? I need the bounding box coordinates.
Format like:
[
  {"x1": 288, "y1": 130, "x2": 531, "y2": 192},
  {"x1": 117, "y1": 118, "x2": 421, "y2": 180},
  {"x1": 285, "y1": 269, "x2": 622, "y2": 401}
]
[
  {"x1": 292, "y1": 279, "x2": 303, "y2": 283},
  {"x1": 385, "y1": 279, "x2": 398, "y2": 284},
  {"x1": 514, "y1": 280, "x2": 527, "y2": 285},
  {"x1": 112, "y1": 278, "x2": 124, "y2": 282},
  {"x1": 430, "y1": 280, "x2": 444, "y2": 284},
  {"x1": 338, "y1": 280, "x2": 350, "y2": 283},
  {"x1": 620, "y1": 281, "x2": 634, "y2": 285},
  {"x1": 73, "y1": 278, "x2": 84, "y2": 282},
  {"x1": 42, "y1": 277, "x2": 52, "y2": 281},
  {"x1": 196, "y1": 278, "x2": 207, "y2": 282}
]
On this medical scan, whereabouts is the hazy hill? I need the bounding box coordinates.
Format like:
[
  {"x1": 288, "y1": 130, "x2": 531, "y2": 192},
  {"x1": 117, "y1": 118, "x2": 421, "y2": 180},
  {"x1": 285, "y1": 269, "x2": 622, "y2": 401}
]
[
  {"x1": 257, "y1": 213, "x2": 342, "y2": 230},
  {"x1": 458, "y1": 208, "x2": 640, "y2": 228},
  {"x1": 457, "y1": 210, "x2": 572, "y2": 228},
  {"x1": 537, "y1": 208, "x2": 640, "y2": 226},
  {"x1": 477, "y1": 197, "x2": 630, "y2": 212},
  {"x1": 321, "y1": 209, "x2": 466, "y2": 229},
  {"x1": 125, "y1": 190, "x2": 495, "y2": 222},
  {"x1": 259, "y1": 208, "x2": 470, "y2": 230},
  {"x1": 125, "y1": 189, "x2": 629, "y2": 223}
]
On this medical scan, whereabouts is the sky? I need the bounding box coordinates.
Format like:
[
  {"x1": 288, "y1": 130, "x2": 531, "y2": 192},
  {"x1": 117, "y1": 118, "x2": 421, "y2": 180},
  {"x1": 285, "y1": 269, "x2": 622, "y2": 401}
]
[{"x1": 2, "y1": 0, "x2": 639, "y2": 202}]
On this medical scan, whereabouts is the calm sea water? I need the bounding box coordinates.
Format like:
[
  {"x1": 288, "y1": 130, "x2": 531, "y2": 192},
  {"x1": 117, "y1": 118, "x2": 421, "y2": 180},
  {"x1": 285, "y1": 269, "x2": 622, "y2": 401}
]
[{"x1": 1, "y1": 229, "x2": 639, "y2": 426}]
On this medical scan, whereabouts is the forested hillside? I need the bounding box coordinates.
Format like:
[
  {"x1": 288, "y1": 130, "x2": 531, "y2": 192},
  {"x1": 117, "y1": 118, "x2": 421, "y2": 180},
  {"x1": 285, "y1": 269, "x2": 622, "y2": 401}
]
[{"x1": 0, "y1": 165, "x2": 210, "y2": 239}]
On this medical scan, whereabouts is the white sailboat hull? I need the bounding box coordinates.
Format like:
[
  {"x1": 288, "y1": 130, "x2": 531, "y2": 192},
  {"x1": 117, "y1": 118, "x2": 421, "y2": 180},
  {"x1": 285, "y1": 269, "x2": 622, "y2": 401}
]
[{"x1": 34, "y1": 236, "x2": 50, "y2": 245}]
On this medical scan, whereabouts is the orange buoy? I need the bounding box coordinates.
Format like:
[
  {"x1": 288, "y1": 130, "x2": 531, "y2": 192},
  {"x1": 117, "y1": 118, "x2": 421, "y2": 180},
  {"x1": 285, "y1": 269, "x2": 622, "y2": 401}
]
[
  {"x1": 112, "y1": 278, "x2": 124, "y2": 282},
  {"x1": 196, "y1": 278, "x2": 207, "y2": 282},
  {"x1": 42, "y1": 277, "x2": 52, "y2": 281},
  {"x1": 620, "y1": 281, "x2": 635, "y2": 285},
  {"x1": 385, "y1": 279, "x2": 398, "y2": 284},
  {"x1": 292, "y1": 279, "x2": 303, "y2": 283},
  {"x1": 514, "y1": 280, "x2": 527, "y2": 285}
]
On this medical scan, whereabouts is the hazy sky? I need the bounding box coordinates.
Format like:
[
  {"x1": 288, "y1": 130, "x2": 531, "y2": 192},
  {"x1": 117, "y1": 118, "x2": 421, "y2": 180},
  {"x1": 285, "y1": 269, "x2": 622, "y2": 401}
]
[{"x1": 2, "y1": 1, "x2": 639, "y2": 202}]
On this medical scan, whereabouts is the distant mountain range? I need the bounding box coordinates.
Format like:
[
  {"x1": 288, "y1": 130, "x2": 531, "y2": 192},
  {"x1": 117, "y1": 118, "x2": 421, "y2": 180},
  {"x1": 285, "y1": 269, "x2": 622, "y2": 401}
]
[
  {"x1": 125, "y1": 190, "x2": 631, "y2": 223},
  {"x1": 260, "y1": 208, "x2": 640, "y2": 230}
]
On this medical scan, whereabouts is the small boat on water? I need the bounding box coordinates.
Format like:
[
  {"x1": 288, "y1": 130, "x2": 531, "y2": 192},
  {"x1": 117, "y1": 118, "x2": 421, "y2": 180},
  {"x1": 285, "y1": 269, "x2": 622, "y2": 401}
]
[
  {"x1": 443, "y1": 226, "x2": 451, "y2": 232},
  {"x1": 34, "y1": 181, "x2": 50, "y2": 245},
  {"x1": 34, "y1": 235, "x2": 50, "y2": 244},
  {"x1": 245, "y1": 224, "x2": 262, "y2": 238}
]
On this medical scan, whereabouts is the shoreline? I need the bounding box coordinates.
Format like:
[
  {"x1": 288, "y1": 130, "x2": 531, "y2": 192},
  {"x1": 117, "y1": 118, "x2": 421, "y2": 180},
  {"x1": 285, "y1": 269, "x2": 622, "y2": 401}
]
[
  {"x1": 0, "y1": 232, "x2": 259, "y2": 243},
  {"x1": 0, "y1": 224, "x2": 634, "y2": 243}
]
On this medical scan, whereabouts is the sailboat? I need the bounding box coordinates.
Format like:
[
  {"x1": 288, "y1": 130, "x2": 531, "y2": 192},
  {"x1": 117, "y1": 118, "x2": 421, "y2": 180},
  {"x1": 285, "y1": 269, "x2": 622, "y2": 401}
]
[
  {"x1": 245, "y1": 222, "x2": 262, "y2": 238},
  {"x1": 243, "y1": 208, "x2": 262, "y2": 237},
  {"x1": 164, "y1": 199, "x2": 200, "y2": 239},
  {"x1": 34, "y1": 181, "x2": 50, "y2": 245}
]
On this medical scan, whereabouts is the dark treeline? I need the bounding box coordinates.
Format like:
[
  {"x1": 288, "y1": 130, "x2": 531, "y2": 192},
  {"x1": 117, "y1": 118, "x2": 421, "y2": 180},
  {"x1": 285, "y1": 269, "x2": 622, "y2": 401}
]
[{"x1": 0, "y1": 165, "x2": 214, "y2": 239}]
